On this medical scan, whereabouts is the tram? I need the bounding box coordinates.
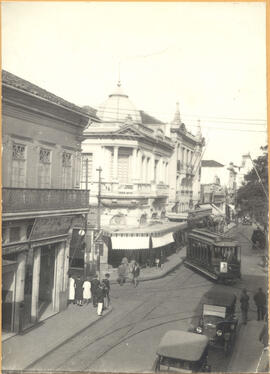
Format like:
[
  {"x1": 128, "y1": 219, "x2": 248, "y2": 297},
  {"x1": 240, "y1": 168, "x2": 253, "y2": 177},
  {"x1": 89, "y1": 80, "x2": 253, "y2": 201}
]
[{"x1": 185, "y1": 229, "x2": 241, "y2": 283}]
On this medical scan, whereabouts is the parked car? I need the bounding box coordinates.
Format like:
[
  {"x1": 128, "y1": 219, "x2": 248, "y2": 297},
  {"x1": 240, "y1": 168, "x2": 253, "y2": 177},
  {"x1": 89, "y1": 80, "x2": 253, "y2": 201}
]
[
  {"x1": 153, "y1": 330, "x2": 211, "y2": 372},
  {"x1": 194, "y1": 289, "x2": 238, "y2": 355}
]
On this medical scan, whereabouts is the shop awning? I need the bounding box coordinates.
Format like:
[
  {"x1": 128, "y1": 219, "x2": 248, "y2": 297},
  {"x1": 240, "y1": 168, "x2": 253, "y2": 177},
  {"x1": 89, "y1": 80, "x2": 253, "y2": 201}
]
[
  {"x1": 152, "y1": 233, "x2": 175, "y2": 248},
  {"x1": 111, "y1": 236, "x2": 150, "y2": 250}
]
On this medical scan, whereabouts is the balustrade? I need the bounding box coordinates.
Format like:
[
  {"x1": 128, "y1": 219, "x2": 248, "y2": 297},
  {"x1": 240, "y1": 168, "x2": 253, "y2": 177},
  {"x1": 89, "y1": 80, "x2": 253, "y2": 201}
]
[{"x1": 2, "y1": 188, "x2": 89, "y2": 213}]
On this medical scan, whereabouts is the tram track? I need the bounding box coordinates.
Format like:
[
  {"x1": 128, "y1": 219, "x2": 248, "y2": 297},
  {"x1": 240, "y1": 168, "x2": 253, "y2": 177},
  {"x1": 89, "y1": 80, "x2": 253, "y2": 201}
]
[{"x1": 26, "y1": 265, "x2": 205, "y2": 371}]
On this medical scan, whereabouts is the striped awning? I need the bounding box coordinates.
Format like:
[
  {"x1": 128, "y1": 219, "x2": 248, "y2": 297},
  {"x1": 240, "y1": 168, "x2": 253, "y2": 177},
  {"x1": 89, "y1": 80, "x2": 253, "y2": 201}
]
[
  {"x1": 152, "y1": 233, "x2": 175, "y2": 248},
  {"x1": 111, "y1": 236, "x2": 150, "y2": 250}
]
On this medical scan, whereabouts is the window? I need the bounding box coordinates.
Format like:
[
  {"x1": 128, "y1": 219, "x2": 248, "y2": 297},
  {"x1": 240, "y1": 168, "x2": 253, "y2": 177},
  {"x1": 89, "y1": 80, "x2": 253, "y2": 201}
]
[
  {"x1": 38, "y1": 148, "x2": 51, "y2": 188},
  {"x1": 62, "y1": 152, "x2": 72, "y2": 188},
  {"x1": 81, "y1": 153, "x2": 93, "y2": 189},
  {"x1": 10, "y1": 227, "x2": 21, "y2": 242},
  {"x1": 11, "y1": 143, "x2": 26, "y2": 187}
]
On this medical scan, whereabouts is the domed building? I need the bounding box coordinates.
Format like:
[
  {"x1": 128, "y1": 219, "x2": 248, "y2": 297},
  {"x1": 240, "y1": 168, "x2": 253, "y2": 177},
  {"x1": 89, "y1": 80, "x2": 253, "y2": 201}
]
[
  {"x1": 80, "y1": 82, "x2": 204, "y2": 271},
  {"x1": 96, "y1": 81, "x2": 142, "y2": 125}
]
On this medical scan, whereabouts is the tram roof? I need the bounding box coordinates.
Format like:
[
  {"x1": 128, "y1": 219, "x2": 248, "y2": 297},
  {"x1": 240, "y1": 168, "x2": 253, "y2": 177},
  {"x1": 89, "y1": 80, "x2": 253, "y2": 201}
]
[
  {"x1": 188, "y1": 229, "x2": 238, "y2": 246},
  {"x1": 157, "y1": 330, "x2": 209, "y2": 361},
  {"x1": 202, "y1": 289, "x2": 236, "y2": 307}
]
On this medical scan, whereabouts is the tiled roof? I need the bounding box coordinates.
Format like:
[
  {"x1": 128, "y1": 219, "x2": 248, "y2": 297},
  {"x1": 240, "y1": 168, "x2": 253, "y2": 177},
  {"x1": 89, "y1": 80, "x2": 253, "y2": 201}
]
[
  {"x1": 201, "y1": 160, "x2": 224, "y2": 167},
  {"x1": 2, "y1": 70, "x2": 99, "y2": 119},
  {"x1": 140, "y1": 110, "x2": 164, "y2": 125}
]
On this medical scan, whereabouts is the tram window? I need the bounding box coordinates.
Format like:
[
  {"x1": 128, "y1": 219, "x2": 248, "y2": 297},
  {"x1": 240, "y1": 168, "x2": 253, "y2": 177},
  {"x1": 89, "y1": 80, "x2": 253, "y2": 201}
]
[{"x1": 236, "y1": 247, "x2": 241, "y2": 261}]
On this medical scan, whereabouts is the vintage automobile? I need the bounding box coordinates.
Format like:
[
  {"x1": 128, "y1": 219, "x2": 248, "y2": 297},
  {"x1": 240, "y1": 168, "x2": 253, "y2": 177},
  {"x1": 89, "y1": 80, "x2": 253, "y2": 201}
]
[
  {"x1": 195, "y1": 289, "x2": 238, "y2": 355},
  {"x1": 153, "y1": 330, "x2": 211, "y2": 372}
]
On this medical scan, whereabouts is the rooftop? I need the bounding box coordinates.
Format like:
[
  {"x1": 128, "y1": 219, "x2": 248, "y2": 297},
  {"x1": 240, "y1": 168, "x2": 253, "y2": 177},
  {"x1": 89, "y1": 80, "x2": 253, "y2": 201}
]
[
  {"x1": 201, "y1": 160, "x2": 224, "y2": 167},
  {"x1": 2, "y1": 70, "x2": 98, "y2": 120},
  {"x1": 140, "y1": 110, "x2": 164, "y2": 125}
]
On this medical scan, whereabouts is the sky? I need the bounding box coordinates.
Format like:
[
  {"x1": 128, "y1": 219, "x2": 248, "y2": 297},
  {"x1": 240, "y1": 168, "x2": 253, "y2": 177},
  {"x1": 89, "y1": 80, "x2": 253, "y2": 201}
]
[{"x1": 2, "y1": 1, "x2": 267, "y2": 166}]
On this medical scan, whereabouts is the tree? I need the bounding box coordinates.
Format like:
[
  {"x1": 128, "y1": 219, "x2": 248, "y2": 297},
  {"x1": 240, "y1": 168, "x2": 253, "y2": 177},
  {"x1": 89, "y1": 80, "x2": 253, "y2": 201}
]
[{"x1": 236, "y1": 146, "x2": 268, "y2": 227}]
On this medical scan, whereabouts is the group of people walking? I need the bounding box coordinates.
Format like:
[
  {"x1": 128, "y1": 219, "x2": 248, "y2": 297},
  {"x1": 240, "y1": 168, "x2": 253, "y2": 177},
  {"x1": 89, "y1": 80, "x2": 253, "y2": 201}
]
[
  {"x1": 117, "y1": 259, "x2": 140, "y2": 287},
  {"x1": 68, "y1": 273, "x2": 111, "y2": 316},
  {"x1": 240, "y1": 287, "x2": 267, "y2": 324}
]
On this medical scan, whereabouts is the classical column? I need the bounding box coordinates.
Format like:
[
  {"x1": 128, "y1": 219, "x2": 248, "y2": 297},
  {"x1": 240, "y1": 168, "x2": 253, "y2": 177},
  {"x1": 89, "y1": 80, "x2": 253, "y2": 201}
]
[
  {"x1": 141, "y1": 156, "x2": 146, "y2": 182},
  {"x1": 113, "y1": 146, "x2": 119, "y2": 181},
  {"x1": 151, "y1": 156, "x2": 155, "y2": 182},
  {"x1": 132, "y1": 148, "x2": 137, "y2": 181},
  {"x1": 13, "y1": 252, "x2": 27, "y2": 332},
  {"x1": 54, "y1": 241, "x2": 65, "y2": 312},
  {"x1": 31, "y1": 247, "x2": 41, "y2": 323}
]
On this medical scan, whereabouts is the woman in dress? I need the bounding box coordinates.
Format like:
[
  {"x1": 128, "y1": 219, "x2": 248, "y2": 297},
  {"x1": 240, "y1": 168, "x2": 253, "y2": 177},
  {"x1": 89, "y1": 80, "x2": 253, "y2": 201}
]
[
  {"x1": 83, "y1": 277, "x2": 92, "y2": 304},
  {"x1": 68, "y1": 274, "x2": 75, "y2": 305},
  {"x1": 75, "y1": 275, "x2": 84, "y2": 306}
]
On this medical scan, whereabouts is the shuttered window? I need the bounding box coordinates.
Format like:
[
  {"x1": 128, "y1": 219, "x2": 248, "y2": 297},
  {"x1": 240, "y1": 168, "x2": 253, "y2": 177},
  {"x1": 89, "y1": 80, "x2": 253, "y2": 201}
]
[
  {"x1": 81, "y1": 153, "x2": 93, "y2": 189},
  {"x1": 118, "y1": 154, "x2": 129, "y2": 183}
]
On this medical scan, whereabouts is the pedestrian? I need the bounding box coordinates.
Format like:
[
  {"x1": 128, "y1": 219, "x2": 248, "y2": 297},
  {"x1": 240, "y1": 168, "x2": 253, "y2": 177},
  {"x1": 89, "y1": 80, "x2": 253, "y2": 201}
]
[
  {"x1": 155, "y1": 257, "x2": 160, "y2": 269},
  {"x1": 83, "y1": 276, "x2": 92, "y2": 304},
  {"x1": 68, "y1": 274, "x2": 75, "y2": 305},
  {"x1": 96, "y1": 283, "x2": 105, "y2": 316},
  {"x1": 74, "y1": 275, "x2": 84, "y2": 306},
  {"x1": 91, "y1": 274, "x2": 100, "y2": 307},
  {"x1": 117, "y1": 263, "x2": 126, "y2": 286},
  {"x1": 131, "y1": 262, "x2": 140, "y2": 287},
  {"x1": 254, "y1": 288, "x2": 266, "y2": 321},
  {"x1": 101, "y1": 273, "x2": 111, "y2": 309},
  {"x1": 240, "y1": 288, "x2": 249, "y2": 324}
]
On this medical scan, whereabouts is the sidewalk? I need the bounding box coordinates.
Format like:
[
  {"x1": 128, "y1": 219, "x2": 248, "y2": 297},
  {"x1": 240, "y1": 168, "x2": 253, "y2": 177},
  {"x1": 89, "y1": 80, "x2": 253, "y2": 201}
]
[
  {"x1": 105, "y1": 247, "x2": 186, "y2": 284},
  {"x1": 2, "y1": 304, "x2": 112, "y2": 371},
  {"x1": 228, "y1": 320, "x2": 267, "y2": 372},
  {"x1": 2, "y1": 249, "x2": 186, "y2": 371}
]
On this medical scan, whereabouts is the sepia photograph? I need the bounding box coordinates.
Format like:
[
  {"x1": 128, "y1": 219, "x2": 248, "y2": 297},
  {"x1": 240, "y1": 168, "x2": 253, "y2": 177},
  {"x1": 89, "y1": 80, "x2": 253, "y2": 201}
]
[{"x1": 1, "y1": 1, "x2": 268, "y2": 373}]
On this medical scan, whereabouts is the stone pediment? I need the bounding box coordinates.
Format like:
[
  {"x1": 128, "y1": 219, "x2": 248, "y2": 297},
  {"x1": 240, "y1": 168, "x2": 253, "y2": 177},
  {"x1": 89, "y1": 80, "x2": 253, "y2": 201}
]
[{"x1": 115, "y1": 125, "x2": 143, "y2": 137}]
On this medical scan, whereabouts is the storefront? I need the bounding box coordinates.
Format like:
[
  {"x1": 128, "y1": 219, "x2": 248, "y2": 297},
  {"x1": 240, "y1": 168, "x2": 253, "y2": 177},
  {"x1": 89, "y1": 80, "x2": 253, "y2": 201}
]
[
  {"x1": 2, "y1": 215, "x2": 74, "y2": 333},
  {"x1": 104, "y1": 222, "x2": 187, "y2": 267}
]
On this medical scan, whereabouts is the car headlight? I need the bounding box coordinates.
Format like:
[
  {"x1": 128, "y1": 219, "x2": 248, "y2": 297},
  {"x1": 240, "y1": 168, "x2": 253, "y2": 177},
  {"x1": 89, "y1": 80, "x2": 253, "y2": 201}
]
[
  {"x1": 216, "y1": 330, "x2": 223, "y2": 336},
  {"x1": 196, "y1": 326, "x2": 202, "y2": 333}
]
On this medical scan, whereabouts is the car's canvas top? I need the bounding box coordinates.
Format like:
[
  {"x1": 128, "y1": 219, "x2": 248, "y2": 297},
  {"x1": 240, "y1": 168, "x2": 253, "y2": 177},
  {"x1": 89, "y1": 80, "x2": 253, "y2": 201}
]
[{"x1": 157, "y1": 330, "x2": 209, "y2": 362}]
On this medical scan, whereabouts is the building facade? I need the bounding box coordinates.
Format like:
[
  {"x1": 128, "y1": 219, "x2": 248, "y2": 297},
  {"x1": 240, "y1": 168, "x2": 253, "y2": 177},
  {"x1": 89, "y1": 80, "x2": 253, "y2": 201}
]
[
  {"x1": 81, "y1": 83, "x2": 203, "y2": 269},
  {"x1": 167, "y1": 104, "x2": 204, "y2": 213},
  {"x1": 2, "y1": 71, "x2": 96, "y2": 334}
]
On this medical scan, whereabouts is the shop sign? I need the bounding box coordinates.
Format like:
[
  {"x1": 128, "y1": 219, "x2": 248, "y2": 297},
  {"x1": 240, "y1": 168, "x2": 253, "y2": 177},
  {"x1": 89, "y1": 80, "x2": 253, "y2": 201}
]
[{"x1": 30, "y1": 216, "x2": 73, "y2": 241}]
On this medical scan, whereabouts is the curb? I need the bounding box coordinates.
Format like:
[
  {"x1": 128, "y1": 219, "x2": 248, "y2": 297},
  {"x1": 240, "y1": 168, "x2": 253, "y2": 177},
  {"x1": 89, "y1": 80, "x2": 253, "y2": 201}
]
[
  {"x1": 23, "y1": 307, "x2": 113, "y2": 371},
  {"x1": 110, "y1": 257, "x2": 185, "y2": 285}
]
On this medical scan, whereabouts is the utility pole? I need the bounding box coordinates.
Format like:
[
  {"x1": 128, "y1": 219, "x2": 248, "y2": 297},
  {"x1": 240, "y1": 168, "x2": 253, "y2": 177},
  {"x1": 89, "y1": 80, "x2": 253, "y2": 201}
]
[
  {"x1": 97, "y1": 167, "x2": 102, "y2": 232},
  {"x1": 95, "y1": 167, "x2": 102, "y2": 278},
  {"x1": 84, "y1": 157, "x2": 91, "y2": 278}
]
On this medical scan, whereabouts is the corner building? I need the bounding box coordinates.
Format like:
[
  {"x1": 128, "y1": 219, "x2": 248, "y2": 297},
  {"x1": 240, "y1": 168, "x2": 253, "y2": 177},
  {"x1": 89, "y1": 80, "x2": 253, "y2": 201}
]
[
  {"x1": 81, "y1": 83, "x2": 203, "y2": 269},
  {"x1": 2, "y1": 71, "x2": 97, "y2": 334}
]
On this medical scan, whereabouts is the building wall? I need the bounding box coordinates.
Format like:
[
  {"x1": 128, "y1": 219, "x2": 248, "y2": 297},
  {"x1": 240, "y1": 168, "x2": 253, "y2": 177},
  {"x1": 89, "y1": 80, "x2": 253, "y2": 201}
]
[
  {"x1": 2, "y1": 102, "x2": 81, "y2": 189},
  {"x1": 2, "y1": 81, "x2": 90, "y2": 332},
  {"x1": 200, "y1": 166, "x2": 227, "y2": 186}
]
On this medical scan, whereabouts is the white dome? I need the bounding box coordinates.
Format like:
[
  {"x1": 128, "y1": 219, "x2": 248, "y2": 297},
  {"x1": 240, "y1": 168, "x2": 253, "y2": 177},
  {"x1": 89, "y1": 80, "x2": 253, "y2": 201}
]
[{"x1": 97, "y1": 81, "x2": 142, "y2": 124}]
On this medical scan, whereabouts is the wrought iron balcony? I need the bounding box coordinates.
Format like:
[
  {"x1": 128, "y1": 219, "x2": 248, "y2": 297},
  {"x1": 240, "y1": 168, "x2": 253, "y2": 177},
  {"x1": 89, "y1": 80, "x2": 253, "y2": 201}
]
[{"x1": 2, "y1": 188, "x2": 89, "y2": 213}]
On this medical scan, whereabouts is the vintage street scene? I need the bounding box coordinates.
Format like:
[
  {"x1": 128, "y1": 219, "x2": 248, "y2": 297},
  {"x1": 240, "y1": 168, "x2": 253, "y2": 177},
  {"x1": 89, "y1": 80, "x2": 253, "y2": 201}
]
[{"x1": 1, "y1": 2, "x2": 268, "y2": 373}]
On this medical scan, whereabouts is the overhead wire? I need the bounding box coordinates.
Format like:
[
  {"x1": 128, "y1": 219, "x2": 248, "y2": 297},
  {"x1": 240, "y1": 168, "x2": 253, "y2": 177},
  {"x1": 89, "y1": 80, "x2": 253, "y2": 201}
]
[{"x1": 92, "y1": 112, "x2": 267, "y2": 133}]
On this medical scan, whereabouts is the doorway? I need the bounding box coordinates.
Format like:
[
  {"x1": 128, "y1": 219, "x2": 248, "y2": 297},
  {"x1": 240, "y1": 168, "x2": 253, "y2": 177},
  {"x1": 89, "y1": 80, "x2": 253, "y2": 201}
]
[{"x1": 38, "y1": 244, "x2": 56, "y2": 320}]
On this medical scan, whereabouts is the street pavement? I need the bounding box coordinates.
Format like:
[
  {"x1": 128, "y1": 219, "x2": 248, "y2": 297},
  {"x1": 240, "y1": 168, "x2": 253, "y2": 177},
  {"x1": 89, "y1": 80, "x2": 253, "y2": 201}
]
[{"x1": 2, "y1": 223, "x2": 268, "y2": 372}]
